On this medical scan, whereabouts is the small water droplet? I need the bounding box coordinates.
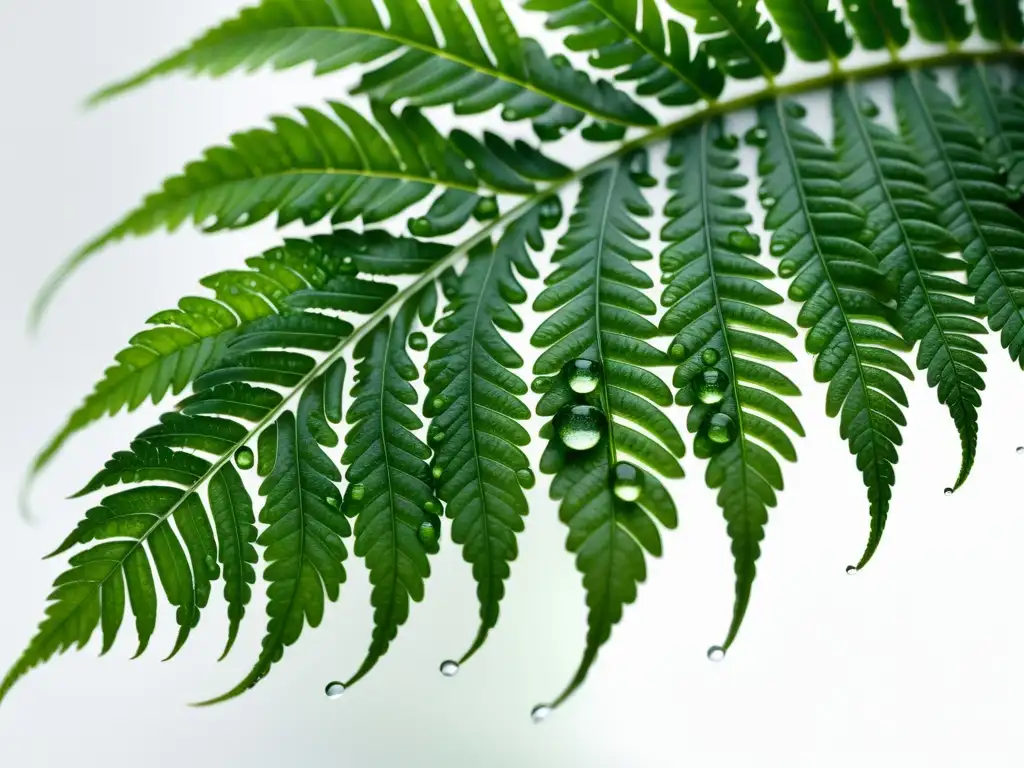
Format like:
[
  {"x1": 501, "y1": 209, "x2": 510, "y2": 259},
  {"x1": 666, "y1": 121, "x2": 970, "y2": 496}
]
[
  {"x1": 424, "y1": 500, "x2": 441, "y2": 515},
  {"x1": 1016, "y1": 446, "x2": 1023, "y2": 454},
  {"x1": 846, "y1": 565, "x2": 858, "y2": 575},
  {"x1": 531, "y1": 704, "x2": 552, "y2": 724},
  {"x1": 790, "y1": 283, "x2": 808, "y2": 301},
  {"x1": 714, "y1": 133, "x2": 739, "y2": 151},
  {"x1": 612, "y1": 462, "x2": 643, "y2": 502},
  {"x1": 325, "y1": 681, "x2": 345, "y2": 699},
  {"x1": 695, "y1": 369, "x2": 729, "y2": 405},
  {"x1": 440, "y1": 660, "x2": 460, "y2": 677},
  {"x1": 430, "y1": 429, "x2": 446, "y2": 445},
  {"x1": 516, "y1": 468, "x2": 536, "y2": 489},
  {"x1": 785, "y1": 101, "x2": 807, "y2": 119},
  {"x1": 408, "y1": 331, "x2": 428, "y2": 351},
  {"x1": 418, "y1": 517, "x2": 440, "y2": 547},
  {"x1": 234, "y1": 446, "x2": 255, "y2": 470},
  {"x1": 564, "y1": 358, "x2": 602, "y2": 395},
  {"x1": 728, "y1": 231, "x2": 760, "y2": 253},
  {"x1": 760, "y1": 195, "x2": 777, "y2": 209},
  {"x1": 701, "y1": 348, "x2": 720, "y2": 366},
  {"x1": 431, "y1": 395, "x2": 447, "y2": 411},
  {"x1": 944, "y1": 487, "x2": 953, "y2": 496},
  {"x1": 860, "y1": 99, "x2": 880, "y2": 118},
  {"x1": 669, "y1": 342, "x2": 687, "y2": 362},
  {"x1": 326, "y1": 495, "x2": 340, "y2": 509},
  {"x1": 473, "y1": 196, "x2": 499, "y2": 221},
  {"x1": 432, "y1": 465, "x2": 444, "y2": 480},
  {"x1": 338, "y1": 256, "x2": 357, "y2": 276},
  {"x1": 350, "y1": 483, "x2": 366, "y2": 502},
  {"x1": 778, "y1": 259, "x2": 798, "y2": 278},
  {"x1": 745, "y1": 126, "x2": 768, "y2": 147},
  {"x1": 409, "y1": 217, "x2": 434, "y2": 237},
  {"x1": 707, "y1": 413, "x2": 736, "y2": 444},
  {"x1": 539, "y1": 196, "x2": 563, "y2": 230},
  {"x1": 707, "y1": 646, "x2": 726, "y2": 662},
  {"x1": 770, "y1": 241, "x2": 789, "y2": 256},
  {"x1": 502, "y1": 107, "x2": 519, "y2": 122},
  {"x1": 532, "y1": 376, "x2": 553, "y2": 394},
  {"x1": 554, "y1": 404, "x2": 606, "y2": 451}
]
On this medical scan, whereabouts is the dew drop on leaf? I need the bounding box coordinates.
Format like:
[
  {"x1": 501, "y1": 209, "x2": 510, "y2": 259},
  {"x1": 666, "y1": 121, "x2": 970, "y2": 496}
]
[
  {"x1": 501, "y1": 107, "x2": 519, "y2": 122},
  {"x1": 760, "y1": 195, "x2": 777, "y2": 209},
  {"x1": 785, "y1": 101, "x2": 807, "y2": 118},
  {"x1": 432, "y1": 465, "x2": 444, "y2": 480},
  {"x1": 408, "y1": 331, "x2": 428, "y2": 351},
  {"x1": 669, "y1": 342, "x2": 687, "y2": 361},
  {"x1": 770, "y1": 241, "x2": 789, "y2": 256},
  {"x1": 531, "y1": 704, "x2": 552, "y2": 724},
  {"x1": 707, "y1": 646, "x2": 726, "y2": 662},
  {"x1": 944, "y1": 487, "x2": 953, "y2": 496},
  {"x1": 473, "y1": 196, "x2": 499, "y2": 221},
  {"x1": 707, "y1": 413, "x2": 736, "y2": 444},
  {"x1": 418, "y1": 517, "x2": 441, "y2": 547},
  {"x1": 1016, "y1": 446, "x2": 1023, "y2": 454},
  {"x1": 745, "y1": 126, "x2": 768, "y2": 147},
  {"x1": 516, "y1": 468, "x2": 536, "y2": 489},
  {"x1": 539, "y1": 196, "x2": 563, "y2": 230},
  {"x1": 350, "y1": 483, "x2": 366, "y2": 502},
  {"x1": 234, "y1": 446, "x2": 255, "y2": 470},
  {"x1": 695, "y1": 369, "x2": 729, "y2": 405},
  {"x1": 531, "y1": 376, "x2": 553, "y2": 394},
  {"x1": 338, "y1": 256, "x2": 357, "y2": 276},
  {"x1": 429, "y1": 429, "x2": 445, "y2": 445},
  {"x1": 408, "y1": 217, "x2": 434, "y2": 237},
  {"x1": 440, "y1": 660, "x2": 460, "y2": 677},
  {"x1": 325, "y1": 681, "x2": 345, "y2": 699},
  {"x1": 846, "y1": 565, "x2": 858, "y2": 575},
  {"x1": 424, "y1": 499, "x2": 441, "y2": 515},
  {"x1": 554, "y1": 404, "x2": 606, "y2": 451},
  {"x1": 778, "y1": 259, "x2": 798, "y2": 278},
  {"x1": 612, "y1": 461, "x2": 643, "y2": 502},
  {"x1": 431, "y1": 395, "x2": 447, "y2": 410},
  {"x1": 701, "y1": 348, "x2": 720, "y2": 366},
  {"x1": 564, "y1": 358, "x2": 602, "y2": 394},
  {"x1": 326, "y1": 495, "x2": 340, "y2": 509}
]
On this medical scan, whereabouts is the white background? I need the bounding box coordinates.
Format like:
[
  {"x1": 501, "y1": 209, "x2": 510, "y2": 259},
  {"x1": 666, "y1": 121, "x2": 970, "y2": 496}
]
[{"x1": 0, "y1": 2, "x2": 1023, "y2": 766}]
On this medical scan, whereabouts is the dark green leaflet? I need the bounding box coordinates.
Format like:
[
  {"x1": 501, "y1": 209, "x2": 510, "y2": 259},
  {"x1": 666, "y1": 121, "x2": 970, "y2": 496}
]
[
  {"x1": 424, "y1": 210, "x2": 555, "y2": 663},
  {"x1": 832, "y1": 83, "x2": 986, "y2": 491},
  {"x1": 971, "y1": 0, "x2": 1024, "y2": 44},
  {"x1": 905, "y1": 0, "x2": 970, "y2": 44},
  {"x1": 528, "y1": 0, "x2": 724, "y2": 105},
  {"x1": 661, "y1": 119, "x2": 803, "y2": 651},
  {"x1": 764, "y1": 0, "x2": 852, "y2": 64},
  {"x1": 531, "y1": 155, "x2": 684, "y2": 710},
  {"x1": 668, "y1": 0, "x2": 785, "y2": 81},
  {"x1": 840, "y1": 0, "x2": 909, "y2": 52},
  {"x1": 896, "y1": 71, "x2": 1024, "y2": 369},
  {"x1": 958, "y1": 64, "x2": 1024, "y2": 198},
  {"x1": 756, "y1": 99, "x2": 913, "y2": 570}
]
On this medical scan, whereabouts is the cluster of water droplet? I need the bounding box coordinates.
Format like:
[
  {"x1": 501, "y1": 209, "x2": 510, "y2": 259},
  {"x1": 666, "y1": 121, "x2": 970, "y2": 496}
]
[
  {"x1": 544, "y1": 358, "x2": 608, "y2": 453},
  {"x1": 673, "y1": 345, "x2": 738, "y2": 457}
]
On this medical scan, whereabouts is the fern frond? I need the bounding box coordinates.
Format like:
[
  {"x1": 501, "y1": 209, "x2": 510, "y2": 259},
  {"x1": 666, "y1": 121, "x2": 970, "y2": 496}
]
[
  {"x1": 527, "y1": 0, "x2": 725, "y2": 106},
  {"x1": 764, "y1": 0, "x2": 852, "y2": 65},
  {"x1": 31, "y1": 231, "x2": 449, "y2": 483},
  {"x1": 970, "y1": 0, "x2": 1024, "y2": 44},
  {"x1": 958, "y1": 64, "x2": 1024, "y2": 197},
  {"x1": 755, "y1": 98, "x2": 913, "y2": 570},
  {"x1": 832, "y1": 83, "x2": 986, "y2": 491},
  {"x1": 661, "y1": 119, "x2": 803, "y2": 653},
  {"x1": 896, "y1": 70, "x2": 1024, "y2": 369},
  {"x1": 89, "y1": 0, "x2": 654, "y2": 136},
  {"x1": 34, "y1": 104, "x2": 569, "y2": 326},
  {"x1": 840, "y1": 0, "x2": 909, "y2": 53},
  {"x1": 339, "y1": 296, "x2": 438, "y2": 689},
  {"x1": 906, "y1": 0, "x2": 970, "y2": 44},
  {"x1": 668, "y1": 0, "x2": 785, "y2": 81},
  {"x1": 531, "y1": 155, "x2": 684, "y2": 710},
  {"x1": 425, "y1": 207, "x2": 557, "y2": 664}
]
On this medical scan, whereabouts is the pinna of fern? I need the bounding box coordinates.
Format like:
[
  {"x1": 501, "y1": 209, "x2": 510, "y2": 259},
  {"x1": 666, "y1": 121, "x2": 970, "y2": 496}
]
[{"x1": 7, "y1": 0, "x2": 1024, "y2": 719}]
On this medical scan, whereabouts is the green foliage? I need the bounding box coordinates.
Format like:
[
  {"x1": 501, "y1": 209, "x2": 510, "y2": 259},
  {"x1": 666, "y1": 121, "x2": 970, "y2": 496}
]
[{"x1": 10, "y1": 0, "x2": 1024, "y2": 719}]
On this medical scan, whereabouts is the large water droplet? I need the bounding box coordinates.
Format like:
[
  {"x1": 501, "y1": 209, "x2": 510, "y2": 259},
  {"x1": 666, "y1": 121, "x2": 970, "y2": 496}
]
[
  {"x1": 845, "y1": 565, "x2": 858, "y2": 575},
  {"x1": 778, "y1": 259, "x2": 798, "y2": 278},
  {"x1": 234, "y1": 446, "x2": 255, "y2": 470},
  {"x1": 728, "y1": 231, "x2": 760, "y2": 253},
  {"x1": 431, "y1": 395, "x2": 447, "y2": 411},
  {"x1": 430, "y1": 428, "x2": 446, "y2": 445},
  {"x1": 707, "y1": 646, "x2": 726, "y2": 662},
  {"x1": 707, "y1": 413, "x2": 736, "y2": 444},
  {"x1": 325, "y1": 681, "x2": 345, "y2": 698},
  {"x1": 531, "y1": 704, "x2": 552, "y2": 724},
  {"x1": 409, "y1": 217, "x2": 434, "y2": 237},
  {"x1": 701, "y1": 348, "x2": 720, "y2": 366},
  {"x1": 424, "y1": 499, "x2": 441, "y2": 515},
  {"x1": 695, "y1": 369, "x2": 729, "y2": 405},
  {"x1": 473, "y1": 196, "x2": 499, "y2": 221},
  {"x1": 612, "y1": 462, "x2": 643, "y2": 502},
  {"x1": 418, "y1": 517, "x2": 440, "y2": 547},
  {"x1": 440, "y1": 660, "x2": 460, "y2": 677},
  {"x1": 432, "y1": 464, "x2": 444, "y2": 480},
  {"x1": 745, "y1": 126, "x2": 768, "y2": 147},
  {"x1": 944, "y1": 487, "x2": 953, "y2": 496},
  {"x1": 350, "y1": 483, "x2": 366, "y2": 502},
  {"x1": 564, "y1": 358, "x2": 602, "y2": 395},
  {"x1": 408, "y1": 331, "x2": 428, "y2": 351},
  {"x1": 539, "y1": 196, "x2": 563, "y2": 230},
  {"x1": 516, "y1": 468, "x2": 536, "y2": 489},
  {"x1": 532, "y1": 376, "x2": 553, "y2": 394},
  {"x1": 554, "y1": 404, "x2": 606, "y2": 451}
]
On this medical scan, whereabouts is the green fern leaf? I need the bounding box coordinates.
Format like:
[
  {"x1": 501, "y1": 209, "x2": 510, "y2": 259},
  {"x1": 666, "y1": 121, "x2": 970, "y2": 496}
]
[
  {"x1": 661, "y1": 119, "x2": 803, "y2": 653},
  {"x1": 755, "y1": 98, "x2": 913, "y2": 570},
  {"x1": 896, "y1": 70, "x2": 1024, "y2": 369},
  {"x1": 833, "y1": 83, "x2": 986, "y2": 491},
  {"x1": 840, "y1": 0, "x2": 909, "y2": 52},
  {"x1": 958, "y1": 64, "x2": 1024, "y2": 197},
  {"x1": 906, "y1": 0, "x2": 971, "y2": 44},
  {"x1": 668, "y1": 0, "x2": 785, "y2": 81},
  {"x1": 340, "y1": 297, "x2": 438, "y2": 688},
  {"x1": 971, "y1": 0, "x2": 1024, "y2": 44},
  {"x1": 88, "y1": 0, "x2": 654, "y2": 137},
  {"x1": 527, "y1": 0, "x2": 725, "y2": 105},
  {"x1": 424, "y1": 208, "x2": 555, "y2": 664},
  {"x1": 31, "y1": 231, "x2": 449, "y2": 482},
  {"x1": 764, "y1": 0, "x2": 853, "y2": 64},
  {"x1": 530, "y1": 155, "x2": 684, "y2": 710}
]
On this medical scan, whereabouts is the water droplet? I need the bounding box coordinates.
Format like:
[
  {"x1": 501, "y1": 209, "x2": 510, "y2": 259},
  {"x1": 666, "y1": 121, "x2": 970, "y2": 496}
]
[
  {"x1": 669, "y1": 342, "x2": 687, "y2": 362},
  {"x1": 432, "y1": 465, "x2": 444, "y2": 480},
  {"x1": 707, "y1": 646, "x2": 726, "y2": 662},
  {"x1": 944, "y1": 487, "x2": 953, "y2": 496},
  {"x1": 760, "y1": 195, "x2": 776, "y2": 209},
  {"x1": 564, "y1": 358, "x2": 602, "y2": 395},
  {"x1": 408, "y1": 331, "x2": 428, "y2": 351},
  {"x1": 440, "y1": 660, "x2": 460, "y2": 677},
  {"x1": 612, "y1": 462, "x2": 643, "y2": 502},
  {"x1": 325, "y1": 681, "x2": 345, "y2": 699},
  {"x1": 234, "y1": 446, "x2": 255, "y2": 470},
  {"x1": 707, "y1": 413, "x2": 736, "y2": 444},
  {"x1": 473, "y1": 196, "x2": 499, "y2": 221},
  {"x1": 860, "y1": 99, "x2": 880, "y2": 118},
  {"x1": 701, "y1": 348, "x2": 720, "y2": 366},
  {"x1": 714, "y1": 133, "x2": 739, "y2": 151},
  {"x1": 424, "y1": 500, "x2": 441, "y2": 515},
  {"x1": 728, "y1": 231, "x2": 760, "y2": 253},
  {"x1": 502, "y1": 107, "x2": 519, "y2": 122},
  {"x1": 418, "y1": 517, "x2": 440, "y2": 547},
  {"x1": 1016, "y1": 446, "x2": 1023, "y2": 454},
  {"x1": 778, "y1": 259, "x2": 798, "y2": 278},
  {"x1": 554, "y1": 404, "x2": 606, "y2": 451},
  {"x1": 431, "y1": 395, "x2": 447, "y2": 411},
  {"x1": 409, "y1": 217, "x2": 434, "y2": 237},
  {"x1": 695, "y1": 369, "x2": 729, "y2": 405},
  {"x1": 745, "y1": 126, "x2": 768, "y2": 147},
  {"x1": 338, "y1": 256, "x2": 357, "y2": 276},
  {"x1": 532, "y1": 376, "x2": 553, "y2": 394},
  {"x1": 350, "y1": 483, "x2": 366, "y2": 502},
  {"x1": 846, "y1": 565, "x2": 858, "y2": 575},
  {"x1": 785, "y1": 101, "x2": 807, "y2": 119},
  {"x1": 770, "y1": 241, "x2": 789, "y2": 256},
  {"x1": 516, "y1": 468, "x2": 536, "y2": 489},
  {"x1": 531, "y1": 704, "x2": 552, "y2": 724},
  {"x1": 789, "y1": 283, "x2": 808, "y2": 301},
  {"x1": 430, "y1": 429, "x2": 446, "y2": 445},
  {"x1": 539, "y1": 196, "x2": 563, "y2": 230}
]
